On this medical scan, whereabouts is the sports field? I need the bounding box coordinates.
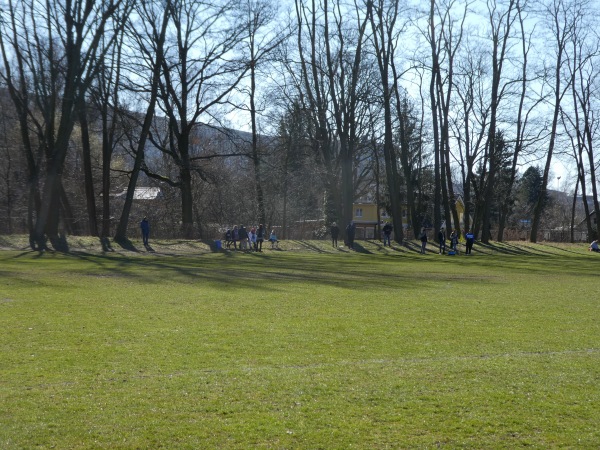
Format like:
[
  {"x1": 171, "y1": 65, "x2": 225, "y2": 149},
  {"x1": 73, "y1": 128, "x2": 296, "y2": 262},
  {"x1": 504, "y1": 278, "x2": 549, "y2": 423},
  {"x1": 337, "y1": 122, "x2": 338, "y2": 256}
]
[{"x1": 1, "y1": 239, "x2": 599, "y2": 448}]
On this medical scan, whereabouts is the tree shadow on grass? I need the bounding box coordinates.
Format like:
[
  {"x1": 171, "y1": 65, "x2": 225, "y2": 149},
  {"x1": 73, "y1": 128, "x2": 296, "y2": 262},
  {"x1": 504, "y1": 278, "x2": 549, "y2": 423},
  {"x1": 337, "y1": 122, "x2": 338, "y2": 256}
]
[
  {"x1": 47, "y1": 250, "x2": 423, "y2": 293},
  {"x1": 289, "y1": 240, "x2": 328, "y2": 254},
  {"x1": 7, "y1": 239, "x2": 596, "y2": 294},
  {"x1": 365, "y1": 240, "x2": 390, "y2": 253},
  {"x1": 543, "y1": 243, "x2": 586, "y2": 255},
  {"x1": 100, "y1": 237, "x2": 114, "y2": 252},
  {"x1": 113, "y1": 237, "x2": 140, "y2": 252},
  {"x1": 476, "y1": 241, "x2": 578, "y2": 257},
  {"x1": 48, "y1": 233, "x2": 69, "y2": 253},
  {"x1": 367, "y1": 239, "x2": 432, "y2": 255},
  {"x1": 352, "y1": 242, "x2": 372, "y2": 254},
  {"x1": 518, "y1": 242, "x2": 585, "y2": 256},
  {"x1": 404, "y1": 240, "x2": 425, "y2": 254},
  {"x1": 475, "y1": 242, "x2": 530, "y2": 255}
]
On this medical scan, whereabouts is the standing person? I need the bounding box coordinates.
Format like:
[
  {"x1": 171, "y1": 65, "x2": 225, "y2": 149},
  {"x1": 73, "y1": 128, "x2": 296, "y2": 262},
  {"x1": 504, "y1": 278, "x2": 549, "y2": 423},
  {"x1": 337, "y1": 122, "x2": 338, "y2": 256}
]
[
  {"x1": 438, "y1": 228, "x2": 446, "y2": 254},
  {"x1": 330, "y1": 222, "x2": 340, "y2": 247},
  {"x1": 140, "y1": 217, "x2": 150, "y2": 246},
  {"x1": 465, "y1": 230, "x2": 475, "y2": 255},
  {"x1": 346, "y1": 221, "x2": 356, "y2": 250},
  {"x1": 256, "y1": 224, "x2": 265, "y2": 252},
  {"x1": 232, "y1": 225, "x2": 239, "y2": 250},
  {"x1": 239, "y1": 225, "x2": 248, "y2": 250},
  {"x1": 269, "y1": 229, "x2": 279, "y2": 248},
  {"x1": 383, "y1": 222, "x2": 393, "y2": 247},
  {"x1": 450, "y1": 229, "x2": 459, "y2": 254},
  {"x1": 419, "y1": 227, "x2": 428, "y2": 254},
  {"x1": 249, "y1": 227, "x2": 257, "y2": 251},
  {"x1": 225, "y1": 228, "x2": 232, "y2": 249}
]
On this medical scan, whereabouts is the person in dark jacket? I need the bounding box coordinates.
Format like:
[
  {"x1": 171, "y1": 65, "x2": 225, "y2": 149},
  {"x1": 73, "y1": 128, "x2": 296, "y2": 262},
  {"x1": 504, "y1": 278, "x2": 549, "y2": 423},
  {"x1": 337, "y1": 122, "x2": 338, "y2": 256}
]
[
  {"x1": 225, "y1": 228, "x2": 232, "y2": 249},
  {"x1": 140, "y1": 217, "x2": 150, "y2": 246},
  {"x1": 330, "y1": 222, "x2": 340, "y2": 247},
  {"x1": 232, "y1": 225, "x2": 239, "y2": 250},
  {"x1": 383, "y1": 222, "x2": 393, "y2": 247},
  {"x1": 256, "y1": 224, "x2": 265, "y2": 252},
  {"x1": 438, "y1": 228, "x2": 446, "y2": 254},
  {"x1": 419, "y1": 227, "x2": 428, "y2": 254},
  {"x1": 238, "y1": 225, "x2": 248, "y2": 250},
  {"x1": 346, "y1": 221, "x2": 356, "y2": 250}
]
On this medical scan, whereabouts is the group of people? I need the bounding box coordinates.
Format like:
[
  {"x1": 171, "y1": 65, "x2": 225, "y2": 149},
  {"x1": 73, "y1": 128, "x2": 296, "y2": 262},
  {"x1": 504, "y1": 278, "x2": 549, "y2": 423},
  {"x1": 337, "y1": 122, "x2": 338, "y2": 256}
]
[
  {"x1": 224, "y1": 225, "x2": 278, "y2": 251},
  {"x1": 140, "y1": 215, "x2": 481, "y2": 255},
  {"x1": 138, "y1": 217, "x2": 279, "y2": 251},
  {"x1": 329, "y1": 220, "x2": 477, "y2": 255},
  {"x1": 431, "y1": 228, "x2": 475, "y2": 255},
  {"x1": 330, "y1": 221, "x2": 357, "y2": 249},
  {"x1": 141, "y1": 216, "x2": 596, "y2": 255}
]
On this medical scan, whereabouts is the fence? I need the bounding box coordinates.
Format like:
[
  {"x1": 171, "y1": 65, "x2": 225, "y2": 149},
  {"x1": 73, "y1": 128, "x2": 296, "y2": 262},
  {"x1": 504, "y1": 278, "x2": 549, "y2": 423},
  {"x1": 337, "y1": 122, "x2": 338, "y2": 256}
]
[{"x1": 497, "y1": 228, "x2": 589, "y2": 243}]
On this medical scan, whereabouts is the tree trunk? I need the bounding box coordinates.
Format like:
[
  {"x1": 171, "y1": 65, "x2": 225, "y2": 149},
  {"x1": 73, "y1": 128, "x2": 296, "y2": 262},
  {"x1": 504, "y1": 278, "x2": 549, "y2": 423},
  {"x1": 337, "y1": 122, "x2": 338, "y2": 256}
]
[
  {"x1": 570, "y1": 177, "x2": 579, "y2": 243},
  {"x1": 115, "y1": 3, "x2": 169, "y2": 241},
  {"x1": 429, "y1": 0, "x2": 441, "y2": 239},
  {"x1": 249, "y1": 51, "x2": 266, "y2": 226},
  {"x1": 78, "y1": 98, "x2": 99, "y2": 236},
  {"x1": 101, "y1": 119, "x2": 113, "y2": 238},
  {"x1": 481, "y1": 129, "x2": 497, "y2": 243},
  {"x1": 115, "y1": 140, "x2": 145, "y2": 242},
  {"x1": 180, "y1": 157, "x2": 195, "y2": 239},
  {"x1": 34, "y1": 112, "x2": 78, "y2": 248}
]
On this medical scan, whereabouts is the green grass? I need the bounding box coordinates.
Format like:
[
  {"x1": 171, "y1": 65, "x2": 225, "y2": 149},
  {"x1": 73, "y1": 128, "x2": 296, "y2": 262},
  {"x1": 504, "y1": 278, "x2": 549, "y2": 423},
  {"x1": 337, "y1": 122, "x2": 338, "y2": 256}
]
[{"x1": 1, "y1": 239, "x2": 599, "y2": 448}]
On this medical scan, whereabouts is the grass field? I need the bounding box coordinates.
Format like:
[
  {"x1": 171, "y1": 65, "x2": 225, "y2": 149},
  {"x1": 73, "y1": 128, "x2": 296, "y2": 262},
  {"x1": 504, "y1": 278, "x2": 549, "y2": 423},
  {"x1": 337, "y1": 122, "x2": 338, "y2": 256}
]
[{"x1": 1, "y1": 238, "x2": 599, "y2": 448}]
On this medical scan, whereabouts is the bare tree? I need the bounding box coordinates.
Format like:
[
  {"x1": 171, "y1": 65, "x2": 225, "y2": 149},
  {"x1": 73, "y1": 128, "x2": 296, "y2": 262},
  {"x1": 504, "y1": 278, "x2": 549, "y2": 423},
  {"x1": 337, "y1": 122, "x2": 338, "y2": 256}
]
[
  {"x1": 241, "y1": 0, "x2": 291, "y2": 226},
  {"x1": 479, "y1": 0, "x2": 518, "y2": 243},
  {"x1": 89, "y1": 21, "x2": 127, "y2": 238},
  {"x1": 143, "y1": 0, "x2": 248, "y2": 238},
  {"x1": 561, "y1": 3, "x2": 600, "y2": 240},
  {"x1": 114, "y1": 0, "x2": 170, "y2": 242},
  {"x1": 294, "y1": 0, "x2": 340, "y2": 226},
  {"x1": 0, "y1": 84, "x2": 23, "y2": 233},
  {"x1": 0, "y1": 0, "x2": 131, "y2": 249},
  {"x1": 422, "y1": 0, "x2": 468, "y2": 240},
  {"x1": 562, "y1": 113, "x2": 592, "y2": 238},
  {"x1": 452, "y1": 45, "x2": 490, "y2": 235},
  {"x1": 324, "y1": 0, "x2": 371, "y2": 232},
  {"x1": 368, "y1": 0, "x2": 405, "y2": 243},
  {"x1": 496, "y1": 0, "x2": 542, "y2": 241},
  {"x1": 530, "y1": 0, "x2": 580, "y2": 242},
  {"x1": 0, "y1": 0, "x2": 49, "y2": 244}
]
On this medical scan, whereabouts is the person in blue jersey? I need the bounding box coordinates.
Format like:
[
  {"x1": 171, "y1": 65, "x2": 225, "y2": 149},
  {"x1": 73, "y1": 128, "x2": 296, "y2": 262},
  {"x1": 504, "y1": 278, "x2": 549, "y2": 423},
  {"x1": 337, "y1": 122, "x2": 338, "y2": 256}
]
[
  {"x1": 269, "y1": 229, "x2": 279, "y2": 249},
  {"x1": 465, "y1": 230, "x2": 475, "y2": 255},
  {"x1": 140, "y1": 217, "x2": 150, "y2": 246}
]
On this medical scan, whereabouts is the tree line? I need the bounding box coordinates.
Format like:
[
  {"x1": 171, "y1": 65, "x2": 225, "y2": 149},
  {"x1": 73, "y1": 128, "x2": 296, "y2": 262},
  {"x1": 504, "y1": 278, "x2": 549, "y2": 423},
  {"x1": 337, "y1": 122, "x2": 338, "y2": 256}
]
[{"x1": 0, "y1": 0, "x2": 598, "y2": 249}]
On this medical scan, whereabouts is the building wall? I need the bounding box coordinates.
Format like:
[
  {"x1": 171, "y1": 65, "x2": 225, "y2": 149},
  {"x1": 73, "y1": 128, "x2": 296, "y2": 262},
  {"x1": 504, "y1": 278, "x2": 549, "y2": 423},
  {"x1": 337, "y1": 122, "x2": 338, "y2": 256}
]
[{"x1": 353, "y1": 203, "x2": 379, "y2": 222}]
